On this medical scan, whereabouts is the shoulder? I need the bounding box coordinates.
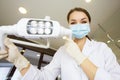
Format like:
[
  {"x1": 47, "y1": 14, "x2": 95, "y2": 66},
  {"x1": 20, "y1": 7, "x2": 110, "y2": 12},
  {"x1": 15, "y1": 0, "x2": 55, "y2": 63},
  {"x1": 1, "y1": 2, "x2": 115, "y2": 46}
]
[
  {"x1": 90, "y1": 39, "x2": 114, "y2": 55},
  {"x1": 91, "y1": 39, "x2": 109, "y2": 49},
  {"x1": 53, "y1": 46, "x2": 66, "y2": 57},
  {"x1": 56, "y1": 45, "x2": 66, "y2": 52},
  {"x1": 91, "y1": 39, "x2": 116, "y2": 58}
]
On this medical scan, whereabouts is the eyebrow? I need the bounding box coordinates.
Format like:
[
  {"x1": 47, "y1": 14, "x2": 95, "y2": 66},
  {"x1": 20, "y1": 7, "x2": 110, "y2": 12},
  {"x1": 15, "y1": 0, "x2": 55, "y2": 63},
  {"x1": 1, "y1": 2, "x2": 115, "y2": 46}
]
[
  {"x1": 70, "y1": 19, "x2": 76, "y2": 21},
  {"x1": 81, "y1": 18, "x2": 87, "y2": 21}
]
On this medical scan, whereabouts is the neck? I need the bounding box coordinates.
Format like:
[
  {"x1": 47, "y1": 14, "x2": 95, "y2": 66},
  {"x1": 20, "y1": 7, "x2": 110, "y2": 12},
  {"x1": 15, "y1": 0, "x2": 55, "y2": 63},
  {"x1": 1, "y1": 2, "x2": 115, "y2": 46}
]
[{"x1": 74, "y1": 37, "x2": 87, "y2": 51}]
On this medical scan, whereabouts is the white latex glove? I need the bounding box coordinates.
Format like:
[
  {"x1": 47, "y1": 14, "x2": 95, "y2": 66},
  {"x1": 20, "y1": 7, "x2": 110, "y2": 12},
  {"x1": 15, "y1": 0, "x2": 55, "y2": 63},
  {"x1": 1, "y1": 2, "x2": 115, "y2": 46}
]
[
  {"x1": 0, "y1": 38, "x2": 30, "y2": 71},
  {"x1": 0, "y1": 50, "x2": 8, "y2": 59},
  {"x1": 64, "y1": 38, "x2": 87, "y2": 65}
]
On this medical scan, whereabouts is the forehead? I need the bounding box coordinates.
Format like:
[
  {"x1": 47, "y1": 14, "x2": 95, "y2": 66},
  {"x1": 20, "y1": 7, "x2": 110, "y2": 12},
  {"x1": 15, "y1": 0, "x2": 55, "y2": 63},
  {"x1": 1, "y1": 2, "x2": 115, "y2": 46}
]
[{"x1": 69, "y1": 11, "x2": 89, "y2": 20}]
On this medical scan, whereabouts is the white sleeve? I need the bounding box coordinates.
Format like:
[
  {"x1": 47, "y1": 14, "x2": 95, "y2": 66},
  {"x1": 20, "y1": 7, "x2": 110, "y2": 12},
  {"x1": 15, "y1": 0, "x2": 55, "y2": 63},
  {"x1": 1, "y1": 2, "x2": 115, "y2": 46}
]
[
  {"x1": 94, "y1": 43, "x2": 120, "y2": 80},
  {"x1": 21, "y1": 47, "x2": 63, "y2": 80}
]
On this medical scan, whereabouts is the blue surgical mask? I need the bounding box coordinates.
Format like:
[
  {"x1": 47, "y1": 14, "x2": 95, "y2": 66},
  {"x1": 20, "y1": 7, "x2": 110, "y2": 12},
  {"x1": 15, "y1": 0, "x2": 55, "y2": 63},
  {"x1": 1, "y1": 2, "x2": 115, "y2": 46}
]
[{"x1": 70, "y1": 23, "x2": 90, "y2": 39}]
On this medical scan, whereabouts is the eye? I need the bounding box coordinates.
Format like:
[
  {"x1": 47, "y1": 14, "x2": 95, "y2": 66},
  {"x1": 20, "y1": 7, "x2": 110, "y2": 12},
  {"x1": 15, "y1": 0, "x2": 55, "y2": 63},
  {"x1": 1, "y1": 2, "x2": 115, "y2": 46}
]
[
  {"x1": 81, "y1": 21, "x2": 87, "y2": 24},
  {"x1": 70, "y1": 22, "x2": 77, "y2": 25}
]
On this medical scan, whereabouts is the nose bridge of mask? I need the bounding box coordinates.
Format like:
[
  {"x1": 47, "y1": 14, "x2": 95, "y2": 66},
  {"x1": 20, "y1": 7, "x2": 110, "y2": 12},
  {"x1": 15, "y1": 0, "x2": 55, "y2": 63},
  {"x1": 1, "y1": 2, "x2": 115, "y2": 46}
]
[{"x1": 70, "y1": 23, "x2": 89, "y2": 30}]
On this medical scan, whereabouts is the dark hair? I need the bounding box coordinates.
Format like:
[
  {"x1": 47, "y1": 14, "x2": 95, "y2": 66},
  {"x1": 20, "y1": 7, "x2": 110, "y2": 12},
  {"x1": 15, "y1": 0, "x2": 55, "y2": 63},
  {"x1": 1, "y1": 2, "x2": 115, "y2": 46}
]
[{"x1": 67, "y1": 7, "x2": 91, "y2": 23}]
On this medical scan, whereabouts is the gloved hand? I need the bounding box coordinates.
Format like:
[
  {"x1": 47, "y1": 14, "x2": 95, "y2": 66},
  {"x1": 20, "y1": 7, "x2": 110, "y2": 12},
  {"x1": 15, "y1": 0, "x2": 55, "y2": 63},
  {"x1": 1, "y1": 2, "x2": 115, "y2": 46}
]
[
  {"x1": 64, "y1": 38, "x2": 87, "y2": 65},
  {"x1": 0, "y1": 38, "x2": 30, "y2": 71},
  {"x1": 0, "y1": 50, "x2": 8, "y2": 59}
]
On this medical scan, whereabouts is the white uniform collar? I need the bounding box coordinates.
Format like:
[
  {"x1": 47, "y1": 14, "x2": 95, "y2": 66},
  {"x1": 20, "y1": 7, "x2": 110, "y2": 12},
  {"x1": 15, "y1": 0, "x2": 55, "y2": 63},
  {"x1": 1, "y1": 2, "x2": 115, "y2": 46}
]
[{"x1": 82, "y1": 38, "x2": 93, "y2": 56}]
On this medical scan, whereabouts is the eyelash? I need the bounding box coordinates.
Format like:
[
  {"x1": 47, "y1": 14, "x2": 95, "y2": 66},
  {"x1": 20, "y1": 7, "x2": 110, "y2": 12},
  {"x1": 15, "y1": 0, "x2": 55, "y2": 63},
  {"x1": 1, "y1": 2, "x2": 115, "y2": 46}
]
[
  {"x1": 70, "y1": 21, "x2": 87, "y2": 25},
  {"x1": 70, "y1": 22, "x2": 76, "y2": 25},
  {"x1": 81, "y1": 21, "x2": 87, "y2": 23}
]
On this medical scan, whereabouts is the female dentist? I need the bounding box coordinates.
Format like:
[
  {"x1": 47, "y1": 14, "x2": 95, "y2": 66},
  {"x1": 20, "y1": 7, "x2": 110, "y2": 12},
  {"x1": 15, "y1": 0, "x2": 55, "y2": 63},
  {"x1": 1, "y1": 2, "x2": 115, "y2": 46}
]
[{"x1": 0, "y1": 7, "x2": 120, "y2": 80}]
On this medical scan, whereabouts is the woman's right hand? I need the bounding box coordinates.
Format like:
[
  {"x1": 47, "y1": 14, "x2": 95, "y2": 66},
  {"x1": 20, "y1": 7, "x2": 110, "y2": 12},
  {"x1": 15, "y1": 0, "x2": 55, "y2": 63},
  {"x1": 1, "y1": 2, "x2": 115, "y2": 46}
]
[{"x1": 0, "y1": 38, "x2": 30, "y2": 71}]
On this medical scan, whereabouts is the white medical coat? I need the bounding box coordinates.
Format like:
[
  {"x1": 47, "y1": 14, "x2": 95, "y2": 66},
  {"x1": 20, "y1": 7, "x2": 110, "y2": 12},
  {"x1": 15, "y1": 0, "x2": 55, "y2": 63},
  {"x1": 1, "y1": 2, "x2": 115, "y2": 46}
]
[{"x1": 22, "y1": 39, "x2": 120, "y2": 80}]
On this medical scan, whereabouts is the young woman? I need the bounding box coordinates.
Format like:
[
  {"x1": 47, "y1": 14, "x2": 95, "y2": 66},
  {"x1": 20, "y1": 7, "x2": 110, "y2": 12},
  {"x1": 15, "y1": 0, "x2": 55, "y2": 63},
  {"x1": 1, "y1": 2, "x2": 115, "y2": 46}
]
[{"x1": 0, "y1": 7, "x2": 120, "y2": 80}]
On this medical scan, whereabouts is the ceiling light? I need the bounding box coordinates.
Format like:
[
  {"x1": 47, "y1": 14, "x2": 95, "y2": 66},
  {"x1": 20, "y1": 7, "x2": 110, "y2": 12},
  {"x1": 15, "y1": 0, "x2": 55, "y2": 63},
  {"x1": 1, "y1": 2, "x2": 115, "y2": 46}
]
[
  {"x1": 118, "y1": 40, "x2": 120, "y2": 42},
  {"x1": 19, "y1": 7, "x2": 27, "y2": 14},
  {"x1": 85, "y1": 0, "x2": 92, "y2": 3},
  {"x1": 107, "y1": 40, "x2": 110, "y2": 43}
]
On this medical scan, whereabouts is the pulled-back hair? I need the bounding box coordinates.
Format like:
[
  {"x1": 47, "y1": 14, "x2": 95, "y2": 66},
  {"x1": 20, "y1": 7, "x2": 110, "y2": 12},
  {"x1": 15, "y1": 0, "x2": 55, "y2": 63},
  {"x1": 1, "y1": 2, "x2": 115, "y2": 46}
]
[{"x1": 67, "y1": 7, "x2": 91, "y2": 23}]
